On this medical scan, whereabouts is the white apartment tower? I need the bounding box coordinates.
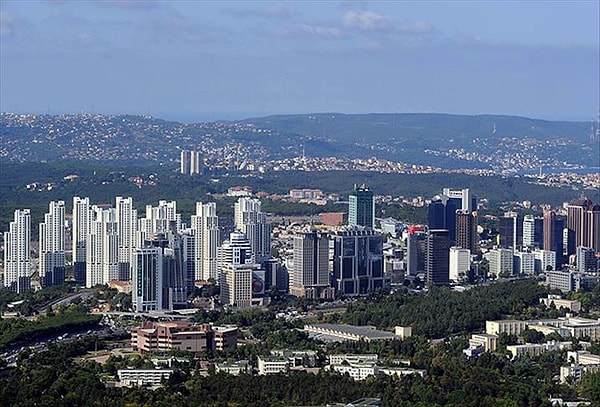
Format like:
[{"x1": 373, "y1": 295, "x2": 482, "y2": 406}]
[
  {"x1": 190, "y1": 202, "x2": 220, "y2": 281},
  {"x1": 72, "y1": 196, "x2": 91, "y2": 285},
  {"x1": 39, "y1": 201, "x2": 66, "y2": 287},
  {"x1": 180, "y1": 150, "x2": 190, "y2": 175},
  {"x1": 234, "y1": 197, "x2": 271, "y2": 263},
  {"x1": 86, "y1": 206, "x2": 119, "y2": 287},
  {"x1": 116, "y1": 196, "x2": 137, "y2": 281},
  {"x1": 3, "y1": 209, "x2": 31, "y2": 293},
  {"x1": 139, "y1": 200, "x2": 181, "y2": 238},
  {"x1": 449, "y1": 247, "x2": 470, "y2": 283}
]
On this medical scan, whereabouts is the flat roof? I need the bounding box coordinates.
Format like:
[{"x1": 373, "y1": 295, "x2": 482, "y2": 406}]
[{"x1": 304, "y1": 324, "x2": 396, "y2": 340}]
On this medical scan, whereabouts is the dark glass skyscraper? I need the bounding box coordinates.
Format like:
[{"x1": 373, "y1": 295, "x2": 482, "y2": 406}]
[
  {"x1": 426, "y1": 229, "x2": 450, "y2": 286},
  {"x1": 349, "y1": 184, "x2": 375, "y2": 229}
]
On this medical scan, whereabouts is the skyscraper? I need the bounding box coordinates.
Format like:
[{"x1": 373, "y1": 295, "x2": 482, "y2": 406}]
[
  {"x1": 543, "y1": 211, "x2": 565, "y2": 266},
  {"x1": 332, "y1": 228, "x2": 387, "y2": 296},
  {"x1": 190, "y1": 150, "x2": 203, "y2": 175},
  {"x1": 3, "y1": 209, "x2": 31, "y2": 293},
  {"x1": 132, "y1": 247, "x2": 163, "y2": 312},
  {"x1": 406, "y1": 229, "x2": 426, "y2": 276},
  {"x1": 291, "y1": 230, "x2": 330, "y2": 298},
  {"x1": 86, "y1": 206, "x2": 119, "y2": 287},
  {"x1": 428, "y1": 188, "x2": 476, "y2": 246},
  {"x1": 139, "y1": 200, "x2": 181, "y2": 238},
  {"x1": 116, "y1": 196, "x2": 137, "y2": 281},
  {"x1": 234, "y1": 197, "x2": 271, "y2": 263},
  {"x1": 191, "y1": 202, "x2": 220, "y2": 281},
  {"x1": 455, "y1": 209, "x2": 478, "y2": 251},
  {"x1": 522, "y1": 215, "x2": 543, "y2": 248},
  {"x1": 39, "y1": 201, "x2": 65, "y2": 287},
  {"x1": 425, "y1": 229, "x2": 450, "y2": 286},
  {"x1": 72, "y1": 196, "x2": 91, "y2": 285},
  {"x1": 348, "y1": 184, "x2": 375, "y2": 229},
  {"x1": 577, "y1": 246, "x2": 598, "y2": 273},
  {"x1": 498, "y1": 212, "x2": 523, "y2": 250},
  {"x1": 180, "y1": 150, "x2": 189, "y2": 175},
  {"x1": 566, "y1": 198, "x2": 599, "y2": 254},
  {"x1": 218, "y1": 231, "x2": 257, "y2": 307}
]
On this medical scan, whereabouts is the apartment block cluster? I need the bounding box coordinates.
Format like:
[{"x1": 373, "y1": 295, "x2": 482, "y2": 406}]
[{"x1": 1, "y1": 185, "x2": 391, "y2": 306}]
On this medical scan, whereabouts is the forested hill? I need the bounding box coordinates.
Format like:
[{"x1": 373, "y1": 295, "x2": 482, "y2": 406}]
[{"x1": 241, "y1": 113, "x2": 598, "y2": 168}]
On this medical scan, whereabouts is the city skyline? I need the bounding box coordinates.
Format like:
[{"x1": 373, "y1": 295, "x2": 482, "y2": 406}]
[{"x1": 1, "y1": 1, "x2": 598, "y2": 122}]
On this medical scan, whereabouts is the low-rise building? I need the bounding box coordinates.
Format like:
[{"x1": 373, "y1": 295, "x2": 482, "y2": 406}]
[
  {"x1": 131, "y1": 321, "x2": 237, "y2": 355},
  {"x1": 215, "y1": 360, "x2": 250, "y2": 376},
  {"x1": 486, "y1": 320, "x2": 528, "y2": 336},
  {"x1": 540, "y1": 295, "x2": 581, "y2": 313},
  {"x1": 469, "y1": 333, "x2": 498, "y2": 352},
  {"x1": 257, "y1": 355, "x2": 290, "y2": 375},
  {"x1": 560, "y1": 364, "x2": 600, "y2": 384},
  {"x1": 117, "y1": 369, "x2": 173, "y2": 387},
  {"x1": 304, "y1": 324, "x2": 398, "y2": 342}
]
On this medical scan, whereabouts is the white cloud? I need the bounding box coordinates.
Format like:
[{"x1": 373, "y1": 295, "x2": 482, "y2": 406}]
[
  {"x1": 279, "y1": 23, "x2": 341, "y2": 39},
  {"x1": 343, "y1": 10, "x2": 391, "y2": 31},
  {"x1": 0, "y1": 10, "x2": 16, "y2": 38}
]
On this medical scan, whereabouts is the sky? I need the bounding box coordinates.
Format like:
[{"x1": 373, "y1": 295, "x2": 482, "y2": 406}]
[{"x1": 0, "y1": 1, "x2": 598, "y2": 122}]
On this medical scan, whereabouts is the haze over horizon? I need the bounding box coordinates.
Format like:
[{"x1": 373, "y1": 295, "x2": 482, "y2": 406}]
[{"x1": 1, "y1": 1, "x2": 599, "y2": 123}]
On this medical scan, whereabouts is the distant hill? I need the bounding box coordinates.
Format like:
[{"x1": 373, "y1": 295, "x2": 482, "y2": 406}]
[
  {"x1": 1, "y1": 112, "x2": 597, "y2": 170},
  {"x1": 241, "y1": 113, "x2": 597, "y2": 168}
]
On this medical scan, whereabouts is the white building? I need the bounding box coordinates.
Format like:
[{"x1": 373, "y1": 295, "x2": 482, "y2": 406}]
[
  {"x1": 486, "y1": 248, "x2": 513, "y2": 277},
  {"x1": 116, "y1": 196, "x2": 138, "y2": 281},
  {"x1": 449, "y1": 247, "x2": 470, "y2": 282},
  {"x1": 3, "y1": 209, "x2": 31, "y2": 293},
  {"x1": 39, "y1": 201, "x2": 65, "y2": 287},
  {"x1": 139, "y1": 200, "x2": 181, "y2": 237},
  {"x1": 257, "y1": 356, "x2": 290, "y2": 375},
  {"x1": 190, "y1": 202, "x2": 220, "y2": 281},
  {"x1": 117, "y1": 369, "x2": 173, "y2": 387},
  {"x1": 514, "y1": 251, "x2": 535, "y2": 275},
  {"x1": 533, "y1": 249, "x2": 556, "y2": 273},
  {"x1": 72, "y1": 196, "x2": 92, "y2": 285},
  {"x1": 86, "y1": 206, "x2": 119, "y2": 287},
  {"x1": 132, "y1": 247, "x2": 163, "y2": 312},
  {"x1": 234, "y1": 197, "x2": 271, "y2": 263}
]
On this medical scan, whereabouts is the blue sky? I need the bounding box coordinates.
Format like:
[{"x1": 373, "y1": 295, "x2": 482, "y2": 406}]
[{"x1": 1, "y1": 1, "x2": 598, "y2": 122}]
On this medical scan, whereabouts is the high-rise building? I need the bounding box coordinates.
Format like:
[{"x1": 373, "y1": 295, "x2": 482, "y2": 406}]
[
  {"x1": 180, "y1": 150, "x2": 189, "y2": 175},
  {"x1": 543, "y1": 211, "x2": 565, "y2": 266},
  {"x1": 218, "y1": 231, "x2": 253, "y2": 267},
  {"x1": 86, "y1": 206, "x2": 119, "y2": 287},
  {"x1": 533, "y1": 249, "x2": 556, "y2": 273},
  {"x1": 190, "y1": 150, "x2": 203, "y2": 175},
  {"x1": 523, "y1": 215, "x2": 543, "y2": 248},
  {"x1": 39, "y1": 201, "x2": 66, "y2": 287},
  {"x1": 514, "y1": 251, "x2": 535, "y2": 275},
  {"x1": 449, "y1": 246, "x2": 470, "y2": 283},
  {"x1": 132, "y1": 247, "x2": 163, "y2": 312},
  {"x1": 139, "y1": 200, "x2": 181, "y2": 238},
  {"x1": 406, "y1": 229, "x2": 426, "y2": 276},
  {"x1": 72, "y1": 196, "x2": 91, "y2": 285},
  {"x1": 348, "y1": 184, "x2": 375, "y2": 229},
  {"x1": 577, "y1": 246, "x2": 598, "y2": 273},
  {"x1": 498, "y1": 212, "x2": 523, "y2": 250},
  {"x1": 180, "y1": 230, "x2": 196, "y2": 291},
  {"x1": 332, "y1": 228, "x2": 387, "y2": 296},
  {"x1": 486, "y1": 248, "x2": 514, "y2": 277},
  {"x1": 144, "y1": 233, "x2": 187, "y2": 310},
  {"x1": 3, "y1": 209, "x2": 31, "y2": 293},
  {"x1": 291, "y1": 230, "x2": 330, "y2": 298},
  {"x1": 220, "y1": 263, "x2": 255, "y2": 308},
  {"x1": 116, "y1": 196, "x2": 137, "y2": 281},
  {"x1": 455, "y1": 209, "x2": 478, "y2": 251},
  {"x1": 428, "y1": 188, "x2": 477, "y2": 246},
  {"x1": 566, "y1": 198, "x2": 599, "y2": 254},
  {"x1": 191, "y1": 202, "x2": 220, "y2": 281},
  {"x1": 425, "y1": 229, "x2": 450, "y2": 286},
  {"x1": 234, "y1": 197, "x2": 271, "y2": 263}
]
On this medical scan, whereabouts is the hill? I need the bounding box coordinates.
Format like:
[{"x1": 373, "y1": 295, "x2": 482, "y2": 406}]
[{"x1": 1, "y1": 112, "x2": 597, "y2": 171}]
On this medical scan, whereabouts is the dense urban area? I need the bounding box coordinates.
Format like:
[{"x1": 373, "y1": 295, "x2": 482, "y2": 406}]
[{"x1": 0, "y1": 113, "x2": 599, "y2": 407}]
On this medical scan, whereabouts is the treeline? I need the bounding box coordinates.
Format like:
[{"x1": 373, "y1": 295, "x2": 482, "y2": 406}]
[
  {"x1": 0, "y1": 307, "x2": 101, "y2": 351},
  {"x1": 339, "y1": 280, "x2": 551, "y2": 338}
]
